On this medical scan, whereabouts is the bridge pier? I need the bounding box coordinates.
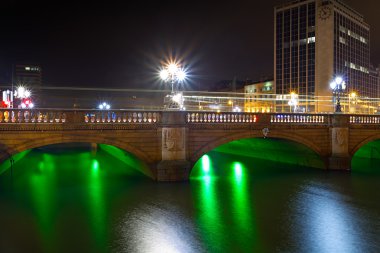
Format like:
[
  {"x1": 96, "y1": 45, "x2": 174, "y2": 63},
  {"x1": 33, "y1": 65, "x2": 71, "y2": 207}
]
[
  {"x1": 328, "y1": 115, "x2": 351, "y2": 171},
  {"x1": 328, "y1": 156, "x2": 351, "y2": 171},
  {"x1": 156, "y1": 111, "x2": 191, "y2": 181},
  {"x1": 157, "y1": 160, "x2": 191, "y2": 181}
]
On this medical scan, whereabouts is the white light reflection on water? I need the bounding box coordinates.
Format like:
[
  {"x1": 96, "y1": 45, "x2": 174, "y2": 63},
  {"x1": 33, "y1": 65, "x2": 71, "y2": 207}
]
[
  {"x1": 291, "y1": 182, "x2": 369, "y2": 253},
  {"x1": 115, "y1": 203, "x2": 203, "y2": 253}
]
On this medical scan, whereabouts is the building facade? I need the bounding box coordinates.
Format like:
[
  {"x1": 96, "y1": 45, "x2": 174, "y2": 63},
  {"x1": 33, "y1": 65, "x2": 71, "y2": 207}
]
[
  {"x1": 244, "y1": 80, "x2": 275, "y2": 112},
  {"x1": 14, "y1": 64, "x2": 42, "y2": 89},
  {"x1": 275, "y1": 0, "x2": 372, "y2": 112},
  {"x1": 369, "y1": 65, "x2": 380, "y2": 98}
]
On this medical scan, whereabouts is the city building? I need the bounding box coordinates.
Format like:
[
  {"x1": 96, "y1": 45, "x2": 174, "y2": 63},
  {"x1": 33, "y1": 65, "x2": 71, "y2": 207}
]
[
  {"x1": 14, "y1": 64, "x2": 42, "y2": 89},
  {"x1": 370, "y1": 65, "x2": 380, "y2": 98},
  {"x1": 275, "y1": 0, "x2": 374, "y2": 112},
  {"x1": 244, "y1": 80, "x2": 275, "y2": 112},
  {"x1": 209, "y1": 78, "x2": 248, "y2": 93}
]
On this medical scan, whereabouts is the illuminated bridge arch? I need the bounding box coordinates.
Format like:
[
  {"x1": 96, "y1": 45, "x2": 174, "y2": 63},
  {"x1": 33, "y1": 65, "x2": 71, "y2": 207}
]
[
  {"x1": 190, "y1": 129, "x2": 325, "y2": 168},
  {"x1": 0, "y1": 135, "x2": 155, "y2": 179},
  {"x1": 350, "y1": 134, "x2": 380, "y2": 157}
]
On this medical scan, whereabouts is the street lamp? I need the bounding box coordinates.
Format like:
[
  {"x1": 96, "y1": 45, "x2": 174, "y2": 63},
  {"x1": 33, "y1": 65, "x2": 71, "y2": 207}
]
[
  {"x1": 288, "y1": 92, "x2": 298, "y2": 113},
  {"x1": 159, "y1": 62, "x2": 187, "y2": 110},
  {"x1": 330, "y1": 77, "x2": 346, "y2": 113},
  {"x1": 98, "y1": 102, "x2": 111, "y2": 110},
  {"x1": 14, "y1": 86, "x2": 33, "y2": 109},
  {"x1": 349, "y1": 92, "x2": 357, "y2": 113}
]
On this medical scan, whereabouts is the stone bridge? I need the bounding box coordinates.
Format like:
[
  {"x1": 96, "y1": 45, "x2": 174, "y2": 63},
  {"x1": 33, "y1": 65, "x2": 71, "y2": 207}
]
[{"x1": 1, "y1": 109, "x2": 380, "y2": 181}]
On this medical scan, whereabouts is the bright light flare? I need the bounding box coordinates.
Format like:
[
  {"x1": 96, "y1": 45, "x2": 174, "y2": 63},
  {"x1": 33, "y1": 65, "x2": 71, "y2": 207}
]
[
  {"x1": 160, "y1": 69, "x2": 169, "y2": 80},
  {"x1": 98, "y1": 102, "x2": 111, "y2": 110},
  {"x1": 330, "y1": 81, "x2": 337, "y2": 90},
  {"x1": 159, "y1": 61, "x2": 188, "y2": 83},
  {"x1": 17, "y1": 86, "x2": 25, "y2": 97},
  {"x1": 201, "y1": 155, "x2": 211, "y2": 174},
  {"x1": 342, "y1": 81, "x2": 346, "y2": 90},
  {"x1": 232, "y1": 162, "x2": 244, "y2": 183},
  {"x1": 15, "y1": 86, "x2": 31, "y2": 98},
  {"x1": 176, "y1": 69, "x2": 186, "y2": 82},
  {"x1": 168, "y1": 63, "x2": 179, "y2": 74},
  {"x1": 335, "y1": 77, "x2": 343, "y2": 85},
  {"x1": 172, "y1": 92, "x2": 183, "y2": 104},
  {"x1": 24, "y1": 90, "x2": 31, "y2": 98}
]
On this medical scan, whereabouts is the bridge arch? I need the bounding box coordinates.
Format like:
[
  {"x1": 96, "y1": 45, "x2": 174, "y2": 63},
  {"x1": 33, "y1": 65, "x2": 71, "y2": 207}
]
[
  {"x1": 0, "y1": 135, "x2": 155, "y2": 179},
  {"x1": 351, "y1": 134, "x2": 380, "y2": 156},
  {"x1": 190, "y1": 129, "x2": 325, "y2": 168}
]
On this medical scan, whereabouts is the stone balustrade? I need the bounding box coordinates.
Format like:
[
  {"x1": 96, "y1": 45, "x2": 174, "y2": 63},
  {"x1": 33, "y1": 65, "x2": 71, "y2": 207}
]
[
  {"x1": 0, "y1": 109, "x2": 160, "y2": 124},
  {"x1": 2, "y1": 109, "x2": 380, "y2": 127}
]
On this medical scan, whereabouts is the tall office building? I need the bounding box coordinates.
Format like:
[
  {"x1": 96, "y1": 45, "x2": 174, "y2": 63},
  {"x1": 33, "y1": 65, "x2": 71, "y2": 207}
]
[
  {"x1": 369, "y1": 65, "x2": 380, "y2": 98},
  {"x1": 275, "y1": 0, "x2": 372, "y2": 112},
  {"x1": 14, "y1": 64, "x2": 42, "y2": 89}
]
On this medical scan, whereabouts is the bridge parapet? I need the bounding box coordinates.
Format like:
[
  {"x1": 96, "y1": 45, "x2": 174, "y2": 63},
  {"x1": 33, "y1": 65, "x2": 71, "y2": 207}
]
[
  {"x1": 186, "y1": 112, "x2": 328, "y2": 125},
  {"x1": 186, "y1": 112, "x2": 257, "y2": 123},
  {"x1": 270, "y1": 114, "x2": 327, "y2": 124},
  {"x1": 0, "y1": 109, "x2": 161, "y2": 124},
  {"x1": 2, "y1": 109, "x2": 380, "y2": 126},
  {"x1": 350, "y1": 115, "x2": 380, "y2": 124}
]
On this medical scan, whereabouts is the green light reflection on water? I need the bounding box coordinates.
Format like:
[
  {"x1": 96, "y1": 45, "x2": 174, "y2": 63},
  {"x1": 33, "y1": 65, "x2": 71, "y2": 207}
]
[
  {"x1": 28, "y1": 153, "x2": 57, "y2": 252},
  {"x1": 191, "y1": 155, "x2": 225, "y2": 252},
  {"x1": 88, "y1": 158, "x2": 107, "y2": 252},
  {"x1": 230, "y1": 161, "x2": 260, "y2": 251},
  {"x1": 192, "y1": 154, "x2": 261, "y2": 251},
  {"x1": 92, "y1": 159, "x2": 99, "y2": 171}
]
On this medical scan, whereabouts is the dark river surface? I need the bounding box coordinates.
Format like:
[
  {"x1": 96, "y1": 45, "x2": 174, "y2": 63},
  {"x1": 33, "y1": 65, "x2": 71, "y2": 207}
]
[{"x1": 0, "y1": 139, "x2": 380, "y2": 253}]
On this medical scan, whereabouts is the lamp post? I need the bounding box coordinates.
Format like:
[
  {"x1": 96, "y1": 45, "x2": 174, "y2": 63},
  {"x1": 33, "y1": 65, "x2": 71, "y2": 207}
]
[
  {"x1": 98, "y1": 102, "x2": 111, "y2": 110},
  {"x1": 14, "y1": 86, "x2": 32, "y2": 109},
  {"x1": 330, "y1": 77, "x2": 346, "y2": 113},
  {"x1": 288, "y1": 92, "x2": 298, "y2": 113},
  {"x1": 159, "y1": 62, "x2": 187, "y2": 110},
  {"x1": 349, "y1": 92, "x2": 356, "y2": 113}
]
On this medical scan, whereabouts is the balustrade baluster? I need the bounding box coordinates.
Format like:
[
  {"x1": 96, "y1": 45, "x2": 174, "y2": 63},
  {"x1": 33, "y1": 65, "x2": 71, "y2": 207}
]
[
  {"x1": 17, "y1": 111, "x2": 23, "y2": 123},
  {"x1": 11, "y1": 111, "x2": 17, "y2": 123},
  {"x1": 4, "y1": 111, "x2": 10, "y2": 122},
  {"x1": 62, "y1": 113, "x2": 66, "y2": 123},
  {"x1": 139, "y1": 113, "x2": 143, "y2": 123},
  {"x1": 55, "y1": 112, "x2": 60, "y2": 123},
  {"x1": 24, "y1": 111, "x2": 30, "y2": 123}
]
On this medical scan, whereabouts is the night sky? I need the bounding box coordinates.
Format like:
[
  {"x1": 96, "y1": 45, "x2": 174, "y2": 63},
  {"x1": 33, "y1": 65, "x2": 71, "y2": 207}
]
[{"x1": 0, "y1": 1, "x2": 379, "y2": 90}]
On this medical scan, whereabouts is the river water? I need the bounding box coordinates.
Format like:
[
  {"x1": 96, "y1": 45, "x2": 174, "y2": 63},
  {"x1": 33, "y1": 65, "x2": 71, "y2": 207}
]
[{"x1": 0, "y1": 141, "x2": 380, "y2": 253}]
